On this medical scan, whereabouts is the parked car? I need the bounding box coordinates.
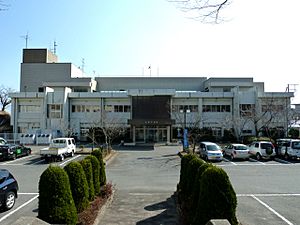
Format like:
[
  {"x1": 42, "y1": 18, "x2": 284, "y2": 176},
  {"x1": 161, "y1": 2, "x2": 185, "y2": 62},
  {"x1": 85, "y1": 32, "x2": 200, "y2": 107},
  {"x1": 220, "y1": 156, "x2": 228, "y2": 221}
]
[
  {"x1": 249, "y1": 141, "x2": 275, "y2": 160},
  {"x1": 198, "y1": 142, "x2": 223, "y2": 161},
  {"x1": 277, "y1": 139, "x2": 300, "y2": 160},
  {"x1": 0, "y1": 169, "x2": 18, "y2": 210},
  {"x1": 224, "y1": 144, "x2": 250, "y2": 160},
  {"x1": 0, "y1": 142, "x2": 31, "y2": 161}
]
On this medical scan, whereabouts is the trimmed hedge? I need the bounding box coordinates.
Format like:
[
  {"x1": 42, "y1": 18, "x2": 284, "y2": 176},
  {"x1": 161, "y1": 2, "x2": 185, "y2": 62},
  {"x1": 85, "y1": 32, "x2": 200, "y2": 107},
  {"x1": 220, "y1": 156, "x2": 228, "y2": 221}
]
[
  {"x1": 38, "y1": 165, "x2": 77, "y2": 225},
  {"x1": 190, "y1": 163, "x2": 213, "y2": 221},
  {"x1": 85, "y1": 155, "x2": 101, "y2": 195},
  {"x1": 192, "y1": 166, "x2": 238, "y2": 225},
  {"x1": 91, "y1": 149, "x2": 107, "y2": 186},
  {"x1": 64, "y1": 161, "x2": 89, "y2": 212},
  {"x1": 178, "y1": 154, "x2": 197, "y2": 195},
  {"x1": 80, "y1": 159, "x2": 95, "y2": 201}
]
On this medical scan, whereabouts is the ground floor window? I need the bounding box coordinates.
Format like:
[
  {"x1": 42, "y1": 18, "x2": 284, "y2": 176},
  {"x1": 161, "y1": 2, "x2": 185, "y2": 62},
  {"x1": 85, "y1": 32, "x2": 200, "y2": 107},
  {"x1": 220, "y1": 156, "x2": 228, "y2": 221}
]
[{"x1": 135, "y1": 126, "x2": 168, "y2": 143}]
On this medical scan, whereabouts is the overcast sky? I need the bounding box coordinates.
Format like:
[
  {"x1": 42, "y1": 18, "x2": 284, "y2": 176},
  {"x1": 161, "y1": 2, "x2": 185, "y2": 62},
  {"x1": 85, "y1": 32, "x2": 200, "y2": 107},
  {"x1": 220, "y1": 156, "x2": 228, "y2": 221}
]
[{"x1": 0, "y1": 0, "x2": 299, "y2": 103}]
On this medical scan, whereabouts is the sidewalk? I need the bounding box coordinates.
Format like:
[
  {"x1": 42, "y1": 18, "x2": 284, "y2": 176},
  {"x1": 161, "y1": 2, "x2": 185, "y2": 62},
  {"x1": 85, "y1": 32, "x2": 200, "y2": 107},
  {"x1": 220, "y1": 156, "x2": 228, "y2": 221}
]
[{"x1": 96, "y1": 145, "x2": 182, "y2": 225}]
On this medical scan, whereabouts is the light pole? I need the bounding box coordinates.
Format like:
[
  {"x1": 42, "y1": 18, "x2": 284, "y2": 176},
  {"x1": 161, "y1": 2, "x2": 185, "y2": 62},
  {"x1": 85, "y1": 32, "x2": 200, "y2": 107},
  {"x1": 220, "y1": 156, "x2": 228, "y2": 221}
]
[{"x1": 180, "y1": 108, "x2": 190, "y2": 151}]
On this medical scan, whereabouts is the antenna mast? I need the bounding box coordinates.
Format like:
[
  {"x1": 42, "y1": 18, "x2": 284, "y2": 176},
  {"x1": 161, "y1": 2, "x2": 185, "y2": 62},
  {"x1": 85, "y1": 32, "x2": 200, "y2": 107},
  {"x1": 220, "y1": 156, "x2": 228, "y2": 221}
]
[
  {"x1": 53, "y1": 40, "x2": 57, "y2": 54},
  {"x1": 21, "y1": 32, "x2": 30, "y2": 48}
]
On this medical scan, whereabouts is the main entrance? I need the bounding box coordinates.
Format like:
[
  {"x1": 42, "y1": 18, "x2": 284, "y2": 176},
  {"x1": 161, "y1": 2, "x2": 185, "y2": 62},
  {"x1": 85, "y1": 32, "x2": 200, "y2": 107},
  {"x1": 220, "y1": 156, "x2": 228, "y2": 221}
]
[{"x1": 135, "y1": 126, "x2": 168, "y2": 143}]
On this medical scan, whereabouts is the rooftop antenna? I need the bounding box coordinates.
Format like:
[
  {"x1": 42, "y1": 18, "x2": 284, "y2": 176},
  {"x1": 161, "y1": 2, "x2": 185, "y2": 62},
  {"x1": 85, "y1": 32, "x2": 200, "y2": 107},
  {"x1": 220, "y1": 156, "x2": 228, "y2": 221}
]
[
  {"x1": 53, "y1": 40, "x2": 57, "y2": 54},
  {"x1": 20, "y1": 32, "x2": 30, "y2": 48},
  {"x1": 81, "y1": 58, "x2": 85, "y2": 73}
]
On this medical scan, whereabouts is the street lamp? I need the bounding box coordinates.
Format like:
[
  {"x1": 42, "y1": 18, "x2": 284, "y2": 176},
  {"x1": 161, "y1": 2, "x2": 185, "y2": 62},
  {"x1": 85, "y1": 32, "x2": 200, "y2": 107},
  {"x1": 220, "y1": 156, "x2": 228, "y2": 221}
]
[{"x1": 180, "y1": 108, "x2": 190, "y2": 150}]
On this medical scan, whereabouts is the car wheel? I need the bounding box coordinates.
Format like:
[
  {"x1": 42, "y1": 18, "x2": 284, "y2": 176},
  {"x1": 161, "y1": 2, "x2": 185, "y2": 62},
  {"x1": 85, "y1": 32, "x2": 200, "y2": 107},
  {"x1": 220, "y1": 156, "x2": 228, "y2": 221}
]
[
  {"x1": 284, "y1": 153, "x2": 289, "y2": 160},
  {"x1": 204, "y1": 156, "x2": 208, "y2": 161},
  {"x1": 60, "y1": 154, "x2": 64, "y2": 161},
  {"x1": 11, "y1": 154, "x2": 16, "y2": 160},
  {"x1": 5, "y1": 191, "x2": 16, "y2": 210},
  {"x1": 70, "y1": 151, "x2": 74, "y2": 157},
  {"x1": 26, "y1": 149, "x2": 30, "y2": 156},
  {"x1": 256, "y1": 153, "x2": 262, "y2": 161},
  {"x1": 231, "y1": 154, "x2": 235, "y2": 161}
]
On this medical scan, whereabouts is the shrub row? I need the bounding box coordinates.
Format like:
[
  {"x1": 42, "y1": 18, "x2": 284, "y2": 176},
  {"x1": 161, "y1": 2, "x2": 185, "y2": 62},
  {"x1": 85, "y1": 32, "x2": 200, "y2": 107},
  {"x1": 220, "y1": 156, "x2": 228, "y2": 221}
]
[
  {"x1": 38, "y1": 148, "x2": 107, "y2": 225},
  {"x1": 178, "y1": 154, "x2": 238, "y2": 225}
]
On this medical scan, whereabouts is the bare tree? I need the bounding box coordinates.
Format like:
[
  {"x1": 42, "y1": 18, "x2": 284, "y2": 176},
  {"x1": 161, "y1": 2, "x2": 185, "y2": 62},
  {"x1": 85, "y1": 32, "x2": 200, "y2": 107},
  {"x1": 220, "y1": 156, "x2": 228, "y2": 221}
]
[
  {"x1": 0, "y1": 86, "x2": 14, "y2": 111},
  {"x1": 168, "y1": 0, "x2": 230, "y2": 23},
  {"x1": 0, "y1": 0, "x2": 9, "y2": 11}
]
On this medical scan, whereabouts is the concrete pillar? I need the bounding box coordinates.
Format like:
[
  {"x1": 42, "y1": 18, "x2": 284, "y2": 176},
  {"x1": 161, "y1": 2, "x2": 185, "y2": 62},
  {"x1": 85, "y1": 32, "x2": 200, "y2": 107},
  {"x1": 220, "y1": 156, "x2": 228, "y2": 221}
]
[
  {"x1": 133, "y1": 126, "x2": 136, "y2": 143},
  {"x1": 167, "y1": 126, "x2": 170, "y2": 143}
]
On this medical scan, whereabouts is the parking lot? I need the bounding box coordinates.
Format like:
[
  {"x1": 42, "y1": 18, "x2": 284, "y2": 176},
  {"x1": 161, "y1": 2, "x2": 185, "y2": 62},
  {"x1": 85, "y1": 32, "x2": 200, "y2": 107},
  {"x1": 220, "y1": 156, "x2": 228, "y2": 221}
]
[{"x1": 0, "y1": 146, "x2": 300, "y2": 225}]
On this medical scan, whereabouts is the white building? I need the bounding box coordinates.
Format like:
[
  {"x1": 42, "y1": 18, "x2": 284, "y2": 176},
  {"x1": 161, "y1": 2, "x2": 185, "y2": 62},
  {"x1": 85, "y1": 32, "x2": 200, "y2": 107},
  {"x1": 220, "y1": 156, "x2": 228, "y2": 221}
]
[{"x1": 10, "y1": 49, "x2": 294, "y2": 143}]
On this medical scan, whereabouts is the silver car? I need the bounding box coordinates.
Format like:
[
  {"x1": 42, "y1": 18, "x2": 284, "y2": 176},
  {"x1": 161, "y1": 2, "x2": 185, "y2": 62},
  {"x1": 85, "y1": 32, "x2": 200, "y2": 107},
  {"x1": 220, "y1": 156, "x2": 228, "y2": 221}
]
[
  {"x1": 224, "y1": 144, "x2": 250, "y2": 160},
  {"x1": 198, "y1": 142, "x2": 223, "y2": 161}
]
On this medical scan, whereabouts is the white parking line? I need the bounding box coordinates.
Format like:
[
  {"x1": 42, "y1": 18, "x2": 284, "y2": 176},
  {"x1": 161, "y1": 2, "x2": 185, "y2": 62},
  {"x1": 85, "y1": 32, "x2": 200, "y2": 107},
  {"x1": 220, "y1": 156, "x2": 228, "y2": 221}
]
[
  {"x1": 0, "y1": 194, "x2": 39, "y2": 223},
  {"x1": 251, "y1": 195, "x2": 294, "y2": 225},
  {"x1": 0, "y1": 155, "x2": 35, "y2": 165},
  {"x1": 59, "y1": 155, "x2": 81, "y2": 166},
  {"x1": 248, "y1": 158, "x2": 266, "y2": 165},
  {"x1": 222, "y1": 158, "x2": 237, "y2": 165},
  {"x1": 237, "y1": 193, "x2": 300, "y2": 197}
]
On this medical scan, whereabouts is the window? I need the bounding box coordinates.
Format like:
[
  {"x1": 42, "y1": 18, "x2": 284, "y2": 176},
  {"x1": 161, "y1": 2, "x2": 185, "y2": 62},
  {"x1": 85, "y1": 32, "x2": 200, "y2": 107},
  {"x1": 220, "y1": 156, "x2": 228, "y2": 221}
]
[
  {"x1": 172, "y1": 105, "x2": 198, "y2": 112},
  {"x1": 240, "y1": 104, "x2": 255, "y2": 117},
  {"x1": 47, "y1": 104, "x2": 62, "y2": 118},
  {"x1": 19, "y1": 105, "x2": 41, "y2": 113},
  {"x1": 71, "y1": 105, "x2": 100, "y2": 113},
  {"x1": 202, "y1": 105, "x2": 230, "y2": 112}
]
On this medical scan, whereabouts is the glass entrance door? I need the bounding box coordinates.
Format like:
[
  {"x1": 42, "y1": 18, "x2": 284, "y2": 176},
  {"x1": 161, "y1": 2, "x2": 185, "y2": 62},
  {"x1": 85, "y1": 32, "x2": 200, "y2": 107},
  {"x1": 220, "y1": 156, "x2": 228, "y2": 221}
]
[{"x1": 135, "y1": 126, "x2": 168, "y2": 143}]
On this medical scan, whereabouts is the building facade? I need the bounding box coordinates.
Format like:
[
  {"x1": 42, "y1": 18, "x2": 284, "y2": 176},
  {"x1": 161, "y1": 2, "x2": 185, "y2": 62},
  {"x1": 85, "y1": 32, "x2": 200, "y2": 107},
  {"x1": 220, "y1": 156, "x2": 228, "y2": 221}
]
[{"x1": 10, "y1": 49, "x2": 294, "y2": 143}]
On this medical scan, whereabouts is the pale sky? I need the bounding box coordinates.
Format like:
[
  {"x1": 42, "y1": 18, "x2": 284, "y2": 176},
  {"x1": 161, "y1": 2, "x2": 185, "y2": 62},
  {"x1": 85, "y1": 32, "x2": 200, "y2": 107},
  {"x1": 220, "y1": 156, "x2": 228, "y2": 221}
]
[{"x1": 0, "y1": 0, "x2": 299, "y2": 103}]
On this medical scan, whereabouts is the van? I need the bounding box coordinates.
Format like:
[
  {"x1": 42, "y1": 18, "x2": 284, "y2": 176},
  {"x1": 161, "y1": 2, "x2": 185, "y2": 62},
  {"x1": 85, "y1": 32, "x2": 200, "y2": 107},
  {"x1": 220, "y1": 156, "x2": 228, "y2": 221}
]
[{"x1": 278, "y1": 139, "x2": 300, "y2": 160}]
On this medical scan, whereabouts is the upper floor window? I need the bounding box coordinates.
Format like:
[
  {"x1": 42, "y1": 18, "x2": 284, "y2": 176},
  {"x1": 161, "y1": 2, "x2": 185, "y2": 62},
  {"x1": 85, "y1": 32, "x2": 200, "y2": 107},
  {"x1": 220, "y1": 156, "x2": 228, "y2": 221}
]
[
  {"x1": 19, "y1": 105, "x2": 41, "y2": 113},
  {"x1": 202, "y1": 105, "x2": 230, "y2": 112},
  {"x1": 47, "y1": 104, "x2": 62, "y2": 118},
  {"x1": 172, "y1": 105, "x2": 198, "y2": 112},
  {"x1": 240, "y1": 104, "x2": 255, "y2": 117},
  {"x1": 72, "y1": 105, "x2": 100, "y2": 113}
]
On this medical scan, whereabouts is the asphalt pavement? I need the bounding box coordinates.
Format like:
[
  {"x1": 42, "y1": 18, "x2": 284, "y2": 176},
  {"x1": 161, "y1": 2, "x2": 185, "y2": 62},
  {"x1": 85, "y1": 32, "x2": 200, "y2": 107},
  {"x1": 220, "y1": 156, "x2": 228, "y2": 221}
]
[{"x1": 96, "y1": 144, "x2": 182, "y2": 225}]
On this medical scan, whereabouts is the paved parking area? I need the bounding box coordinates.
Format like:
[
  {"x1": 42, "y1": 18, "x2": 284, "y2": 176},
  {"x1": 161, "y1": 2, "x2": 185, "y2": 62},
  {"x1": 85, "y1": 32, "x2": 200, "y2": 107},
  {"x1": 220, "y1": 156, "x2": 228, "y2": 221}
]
[{"x1": 1, "y1": 145, "x2": 300, "y2": 225}]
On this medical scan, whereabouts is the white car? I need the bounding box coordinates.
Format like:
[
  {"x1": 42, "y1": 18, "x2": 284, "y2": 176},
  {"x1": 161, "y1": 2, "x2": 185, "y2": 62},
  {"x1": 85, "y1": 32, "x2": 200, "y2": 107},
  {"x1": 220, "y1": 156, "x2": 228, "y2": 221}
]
[
  {"x1": 249, "y1": 141, "x2": 275, "y2": 160},
  {"x1": 278, "y1": 139, "x2": 300, "y2": 160},
  {"x1": 198, "y1": 142, "x2": 223, "y2": 161},
  {"x1": 224, "y1": 144, "x2": 250, "y2": 160}
]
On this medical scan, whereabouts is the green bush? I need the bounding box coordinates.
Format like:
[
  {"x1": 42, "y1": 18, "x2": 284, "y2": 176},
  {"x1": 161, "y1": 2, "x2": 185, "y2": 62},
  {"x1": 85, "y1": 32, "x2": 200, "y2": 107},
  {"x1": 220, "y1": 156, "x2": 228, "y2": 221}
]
[
  {"x1": 38, "y1": 165, "x2": 77, "y2": 225},
  {"x1": 91, "y1": 149, "x2": 107, "y2": 186},
  {"x1": 190, "y1": 163, "x2": 213, "y2": 222},
  {"x1": 85, "y1": 155, "x2": 101, "y2": 195},
  {"x1": 183, "y1": 157, "x2": 206, "y2": 224},
  {"x1": 80, "y1": 159, "x2": 95, "y2": 201},
  {"x1": 192, "y1": 166, "x2": 238, "y2": 225},
  {"x1": 64, "y1": 161, "x2": 89, "y2": 212},
  {"x1": 178, "y1": 154, "x2": 197, "y2": 193}
]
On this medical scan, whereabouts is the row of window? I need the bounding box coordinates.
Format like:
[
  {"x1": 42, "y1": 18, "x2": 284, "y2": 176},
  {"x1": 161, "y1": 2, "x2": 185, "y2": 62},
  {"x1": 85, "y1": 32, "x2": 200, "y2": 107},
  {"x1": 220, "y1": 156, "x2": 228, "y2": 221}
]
[
  {"x1": 19, "y1": 105, "x2": 41, "y2": 113},
  {"x1": 105, "y1": 105, "x2": 131, "y2": 113},
  {"x1": 202, "y1": 105, "x2": 231, "y2": 112},
  {"x1": 172, "y1": 105, "x2": 199, "y2": 112},
  {"x1": 72, "y1": 105, "x2": 101, "y2": 113}
]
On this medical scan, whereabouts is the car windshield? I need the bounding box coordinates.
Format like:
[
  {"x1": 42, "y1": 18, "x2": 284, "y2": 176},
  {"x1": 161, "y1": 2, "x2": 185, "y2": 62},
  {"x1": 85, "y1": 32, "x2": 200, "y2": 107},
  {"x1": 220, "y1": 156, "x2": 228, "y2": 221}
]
[
  {"x1": 292, "y1": 141, "x2": 300, "y2": 149},
  {"x1": 234, "y1": 145, "x2": 248, "y2": 150},
  {"x1": 261, "y1": 143, "x2": 273, "y2": 149},
  {"x1": 207, "y1": 145, "x2": 220, "y2": 151}
]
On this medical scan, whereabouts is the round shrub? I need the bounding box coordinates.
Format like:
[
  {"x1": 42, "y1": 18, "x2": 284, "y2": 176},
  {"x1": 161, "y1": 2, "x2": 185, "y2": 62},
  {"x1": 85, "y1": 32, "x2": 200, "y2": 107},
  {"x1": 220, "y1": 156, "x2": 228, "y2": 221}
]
[
  {"x1": 192, "y1": 166, "x2": 238, "y2": 225},
  {"x1": 80, "y1": 159, "x2": 95, "y2": 201},
  {"x1": 85, "y1": 155, "x2": 101, "y2": 195},
  {"x1": 38, "y1": 165, "x2": 77, "y2": 225},
  {"x1": 64, "y1": 161, "x2": 89, "y2": 212},
  {"x1": 91, "y1": 149, "x2": 107, "y2": 186}
]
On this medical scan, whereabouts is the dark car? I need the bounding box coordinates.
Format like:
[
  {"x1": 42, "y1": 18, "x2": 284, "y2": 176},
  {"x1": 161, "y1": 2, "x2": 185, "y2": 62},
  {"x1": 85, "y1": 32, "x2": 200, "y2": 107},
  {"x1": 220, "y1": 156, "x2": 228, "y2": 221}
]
[
  {"x1": 0, "y1": 143, "x2": 31, "y2": 161},
  {"x1": 0, "y1": 169, "x2": 18, "y2": 210}
]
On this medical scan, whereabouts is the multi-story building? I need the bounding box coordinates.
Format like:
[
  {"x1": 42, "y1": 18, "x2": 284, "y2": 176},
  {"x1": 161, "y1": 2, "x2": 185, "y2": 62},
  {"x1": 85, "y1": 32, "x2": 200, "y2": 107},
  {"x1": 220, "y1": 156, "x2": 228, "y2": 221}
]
[{"x1": 10, "y1": 49, "x2": 294, "y2": 143}]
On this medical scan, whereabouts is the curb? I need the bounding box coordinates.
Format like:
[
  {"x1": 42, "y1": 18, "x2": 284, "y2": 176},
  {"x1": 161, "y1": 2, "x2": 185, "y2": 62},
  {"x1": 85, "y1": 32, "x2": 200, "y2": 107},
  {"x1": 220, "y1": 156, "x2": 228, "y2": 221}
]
[{"x1": 92, "y1": 189, "x2": 115, "y2": 225}]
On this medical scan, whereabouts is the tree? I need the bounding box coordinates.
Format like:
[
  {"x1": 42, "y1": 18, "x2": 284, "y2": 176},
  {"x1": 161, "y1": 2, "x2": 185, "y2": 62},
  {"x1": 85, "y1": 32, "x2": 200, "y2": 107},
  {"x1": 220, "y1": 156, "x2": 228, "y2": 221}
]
[
  {"x1": 168, "y1": 0, "x2": 230, "y2": 23},
  {"x1": 0, "y1": 1, "x2": 9, "y2": 11},
  {"x1": 0, "y1": 86, "x2": 13, "y2": 111}
]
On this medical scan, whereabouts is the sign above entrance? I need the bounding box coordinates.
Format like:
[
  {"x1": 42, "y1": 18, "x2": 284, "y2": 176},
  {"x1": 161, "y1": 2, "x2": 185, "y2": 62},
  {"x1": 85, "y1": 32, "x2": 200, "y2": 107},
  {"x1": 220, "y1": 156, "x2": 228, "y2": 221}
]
[{"x1": 128, "y1": 119, "x2": 175, "y2": 126}]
